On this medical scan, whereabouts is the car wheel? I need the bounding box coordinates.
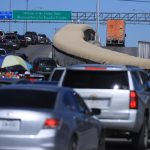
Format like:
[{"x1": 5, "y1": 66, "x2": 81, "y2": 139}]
[
  {"x1": 97, "y1": 131, "x2": 105, "y2": 150},
  {"x1": 132, "y1": 117, "x2": 148, "y2": 150},
  {"x1": 68, "y1": 136, "x2": 78, "y2": 150}
]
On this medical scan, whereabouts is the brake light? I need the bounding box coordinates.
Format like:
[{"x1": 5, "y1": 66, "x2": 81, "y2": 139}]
[
  {"x1": 129, "y1": 91, "x2": 138, "y2": 109},
  {"x1": 44, "y1": 118, "x2": 60, "y2": 128},
  {"x1": 85, "y1": 67, "x2": 106, "y2": 70},
  {"x1": 36, "y1": 66, "x2": 40, "y2": 71}
]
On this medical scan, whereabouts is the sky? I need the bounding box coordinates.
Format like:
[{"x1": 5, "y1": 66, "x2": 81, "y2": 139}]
[{"x1": 0, "y1": 0, "x2": 150, "y2": 47}]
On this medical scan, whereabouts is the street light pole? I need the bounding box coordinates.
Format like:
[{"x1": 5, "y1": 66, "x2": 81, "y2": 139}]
[
  {"x1": 95, "y1": 0, "x2": 100, "y2": 43},
  {"x1": 9, "y1": 0, "x2": 12, "y2": 32}
]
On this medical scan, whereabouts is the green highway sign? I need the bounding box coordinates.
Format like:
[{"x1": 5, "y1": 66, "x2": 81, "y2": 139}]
[{"x1": 13, "y1": 10, "x2": 72, "y2": 20}]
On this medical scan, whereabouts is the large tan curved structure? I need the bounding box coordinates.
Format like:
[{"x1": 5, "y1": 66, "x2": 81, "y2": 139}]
[{"x1": 53, "y1": 23, "x2": 150, "y2": 69}]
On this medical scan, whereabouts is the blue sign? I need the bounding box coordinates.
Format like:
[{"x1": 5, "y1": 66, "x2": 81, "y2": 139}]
[{"x1": 0, "y1": 11, "x2": 12, "y2": 19}]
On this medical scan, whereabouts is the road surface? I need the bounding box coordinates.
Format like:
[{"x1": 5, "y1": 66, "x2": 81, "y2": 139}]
[{"x1": 16, "y1": 44, "x2": 52, "y2": 62}]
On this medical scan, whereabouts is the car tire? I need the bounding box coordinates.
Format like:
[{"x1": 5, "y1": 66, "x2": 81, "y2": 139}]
[
  {"x1": 68, "y1": 136, "x2": 78, "y2": 150},
  {"x1": 97, "y1": 131, "x2": 105, "y2": 150},
  {"x1": 132, "y1": 117, "x2": 148, "y2": 150}
]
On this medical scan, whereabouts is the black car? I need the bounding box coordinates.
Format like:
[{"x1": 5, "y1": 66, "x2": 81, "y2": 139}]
[
  {"x1": 5, "y1": 35, "x2": 21, "y2": 50},
  {"x1": 32, "y1": 57, "x2": 57, "y2": 80},
  {"x1": 0, "y1": 39, "x2": 16, "y2": 51},
  {"x1": 25, "y1": 31, "x2": 38, "y2": 44},
  {"x1": 17, "y1": 35, "x2": 28, "y2": 47},
  {"x1": 38, "y1": 34, "x2": 49, "y2": 44}
]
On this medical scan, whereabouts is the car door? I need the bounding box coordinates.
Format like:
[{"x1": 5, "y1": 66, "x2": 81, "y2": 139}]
[{"x1": 72, "y1": 92, "x2": 99, "y2": 150}]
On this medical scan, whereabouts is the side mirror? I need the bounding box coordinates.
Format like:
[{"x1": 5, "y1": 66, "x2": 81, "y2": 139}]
[{"x1": 90, "y1": 108, "x2": 101, "y2": 115}]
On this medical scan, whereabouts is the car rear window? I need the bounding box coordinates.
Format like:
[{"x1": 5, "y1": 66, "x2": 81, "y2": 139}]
[
  {"x1": 63, "y1": 70, "x2": 129, "y2": 89},
  {"x1": 0, "y1": 90, "x2": 57, "y2": 109},
  {"x1": 0, "y1": 50, "x2": 6, "y2": 55},
  {"x1": 51, "y1": 69, "x2": 64, "y2": 81},
  {"x1": 39, "y1": 60, "x2": 56, "y2": 66},
  {"x1": 5, "y1": 36, "x2": 16, "y2": 40}
]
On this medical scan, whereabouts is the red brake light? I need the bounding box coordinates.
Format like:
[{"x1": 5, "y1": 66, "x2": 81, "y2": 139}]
[
  {"x1": 44, "y1": 118, "x2": 60, "y2": 128},
  {"x1": 129, "y1": 91, "x2": 138, "y2": 109},
  {"x1": 85, "y1": 67, "x2": 106, "y2": 70},
  {"x1": 36, "y1": 66, "x2": 40, "y2": 71},
  {"x1": 29, "y1": 78, "x2": 36, "y2": 82}
]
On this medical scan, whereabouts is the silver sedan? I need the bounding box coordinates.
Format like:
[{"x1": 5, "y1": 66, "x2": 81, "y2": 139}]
[{"x1": 0, "y1": 84, "x2": 105, "y2": 150}]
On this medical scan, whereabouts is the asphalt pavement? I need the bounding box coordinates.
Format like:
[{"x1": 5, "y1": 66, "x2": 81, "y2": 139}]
[
  {"x1": 106, "y1": 138, "x2": 150, "y2": 150},
  {"x1": 16, "y1": 44, "x2": 53, "y2": 63}
]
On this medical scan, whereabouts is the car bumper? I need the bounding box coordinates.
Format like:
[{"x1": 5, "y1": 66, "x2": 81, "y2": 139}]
[
  {"x1": 0, "y1": 130, "x2": 65, "y2": 150},
  {"x1": 98, "y1": 110, "x2": 141, "y2": 133}
]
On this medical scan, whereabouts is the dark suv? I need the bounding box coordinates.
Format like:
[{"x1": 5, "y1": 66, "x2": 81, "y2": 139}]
[{"x1": 32, "y1": 57, "x2": 57, "y2": 80}]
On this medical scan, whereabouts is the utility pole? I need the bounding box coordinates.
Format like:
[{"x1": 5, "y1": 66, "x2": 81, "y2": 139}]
[
  {"x1": 95, "y1": 0, "x2": 100, "y2": 43},
  {"x1": 9, "y1": 0, "x2": 12, "y2": 32}
]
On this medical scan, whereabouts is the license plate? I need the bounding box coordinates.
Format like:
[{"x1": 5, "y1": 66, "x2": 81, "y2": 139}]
[
  {"x1": 85, "y1": 100, "x2": 109, "y2": 109},
  {"x1": 46, "y1": 68, "x2": 51, "y2": 71},
  {"x1": 0, "y1": 120, "x2": 20, "y2": 131}
]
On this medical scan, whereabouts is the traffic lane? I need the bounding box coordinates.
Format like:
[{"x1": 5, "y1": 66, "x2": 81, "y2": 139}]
[
  {"x1": 106, "y1": 139, "x2": 132, "y2": 150},
  {"x1": 16, "y1": 44, "x2": 53, "y2": 62},
  {"x1": 106, "y1": 138, "x2": 150, "y2": 150}
]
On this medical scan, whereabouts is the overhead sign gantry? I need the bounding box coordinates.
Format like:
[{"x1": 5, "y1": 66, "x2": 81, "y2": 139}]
[{"x1": 0, "y1": 11, "x2": 150, "y2": 24}]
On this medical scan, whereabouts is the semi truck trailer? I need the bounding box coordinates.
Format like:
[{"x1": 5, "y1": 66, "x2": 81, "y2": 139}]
[{"x1": 106, "y1": 19, "x2": 126, "y2": 47}]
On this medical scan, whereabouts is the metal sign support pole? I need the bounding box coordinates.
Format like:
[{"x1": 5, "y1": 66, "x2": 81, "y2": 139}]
[{"x1": 9, "y1": 0, "x2": 11, "y2": 32}]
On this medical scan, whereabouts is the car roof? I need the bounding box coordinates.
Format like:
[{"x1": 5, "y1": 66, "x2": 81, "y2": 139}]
[
  {"x1": 0, "y1": 83, "x2": 72, "y2": 93},
  {"x1": 0, "y1": 48, "x2": 6, "y2": 51},
  {"x1": 65, "y1": 64, "x2": 144, "y2": 71},
  {"x1": 0, "y1": 79, "x2": 31, "y2": 87},
  {"x1": 33, "y1": 57, "x2": 57, "y2": 65}
]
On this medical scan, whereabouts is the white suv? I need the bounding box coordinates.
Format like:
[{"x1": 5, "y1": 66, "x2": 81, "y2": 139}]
[{"x1": 50, "y1": 64, "x2": 150, "y2": 150}]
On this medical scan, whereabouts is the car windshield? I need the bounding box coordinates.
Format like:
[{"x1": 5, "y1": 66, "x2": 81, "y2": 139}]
[
  {"x1": 0, "y1": 89, "x2": 57, "y2": 109},
  {"x1": 25, "y1": 32, "x2": 36, "y2": 35},
  {"x1": 39, "y1": 34, "x2": 46, "y2": 38},
  {"x1": 0, "y1": 50, "x2": 6, "y2": 55},
  {"x1": 5, "y1": 36, "x2": 16, "y2": 40},
  {"x1": 50, "y1": 69, "x2": 64, "y2": 81},
  {"x1": 18, "y1": 36, "x2": 25, "y2": 39},
  {"x1": 63, "y1": 70, "x2": 129, "y2": 89},
  {"x1": 39, "y1": 60, "x2": 56, "y2": 66}
]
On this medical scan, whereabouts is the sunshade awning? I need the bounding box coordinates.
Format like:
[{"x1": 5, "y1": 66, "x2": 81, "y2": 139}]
[{"x1": 0, "y1": 55, "x2": 31, "y2": 71}]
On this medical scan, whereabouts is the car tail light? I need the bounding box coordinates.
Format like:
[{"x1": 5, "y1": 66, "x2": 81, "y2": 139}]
[
  {"x1": 29, "y1": 78, "x2": 36, "y2": 82},
  {"x1": 129, "y1": 91, "x2": 138, "y2": 109},
  {"x1": 44, "y1": 118, "x2": 60, "y2": 128},
  {"x1": 85, "y1": 67, "x2": 106, "y2": 70},
  {"x1": 36, "y1": 66, "x2": 40, "y2": 71}
]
